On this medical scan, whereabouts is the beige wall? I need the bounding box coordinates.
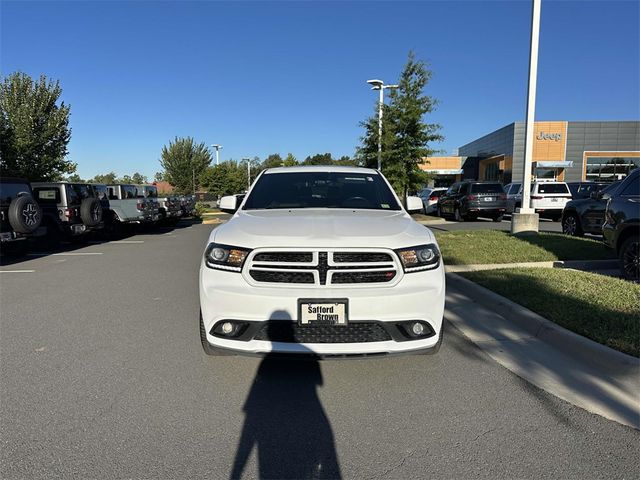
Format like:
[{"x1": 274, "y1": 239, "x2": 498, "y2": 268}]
[
  {"x1": 533, "y1": 121, "x2": 567, "y2": 161},
  {"x1": 419, "y1": 156, "x2": 462, "y2": 170}
]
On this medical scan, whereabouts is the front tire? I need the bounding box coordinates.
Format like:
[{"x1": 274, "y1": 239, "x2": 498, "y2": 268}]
[
  {"x1": 562, "y1": 213, "x2": 583, "y2": 236},
  {"x1": 619, "y1": 237, "x2": 639, "y2": 282}
]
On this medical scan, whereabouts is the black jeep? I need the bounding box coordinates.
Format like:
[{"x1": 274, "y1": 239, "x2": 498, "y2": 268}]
[{"x1": 0, "y1": 177, "x2": 44, "y2": 253}]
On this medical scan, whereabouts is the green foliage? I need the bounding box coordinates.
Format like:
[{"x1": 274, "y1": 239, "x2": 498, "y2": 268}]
[
  {"x1": 153, "y1": 171, "x2": 165, "y2": 182},
  {"x1": 132, "y1": 172, "x2": 148, "y2": 184},
  {"x1": 357, "y1": 51, "x2": 443, "y2": 199},
  {"x1": 120, "y1": 174, "x2": 133, "y2": 184},
  {"x1": 261, "y1": 153, "x2": 284, "y2": 169},
  {"x1": 159, "y1": 136, "x2": 212, "y2": 194},
  {"x1": 65, "y1": 173, "x2": 84, "y2": 183},
  {"x1": 194, "y1": 201, "x2": 209, "y2": 218},
  {"x1": 88, "y1": 172, "x2": 118, "y2": 184},
  {"x1": 200, "y1": 160, "x2": 247, "y2": 197},
  {"x1": 0, "y1": 72, "x2": 74, "y2": 180},
  {"x1": 283, "y1": 153, "x2": 298, "y2": 167},
  {"x1": 303, "y1": 153, "x2": 334, "y2": 165}
]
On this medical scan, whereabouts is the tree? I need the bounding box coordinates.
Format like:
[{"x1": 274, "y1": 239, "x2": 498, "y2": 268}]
[
  {"x1": 159, "y1": 137, "x2": 212, "y2": 194},
  {"x1": 303, "y1": 153, "x2": 334, "y2": 165},
  {"x1": 65, "y1": 173, "x2": 84, "y2": 182},
  {"x1": 200, "y1": 160, "x2": 247, "y2": 197},
  {"x1": 334, "y1": 155, "x2": 359, "y2": 166},
  {"x1": 261, "y1": 153, "x2": 284, "y2": 170},
  {"x1": 283, "y1": 153, "x2": 298, "y2": 167},
  {"x1": 0, "y1": 72, "x2": 74, "y2": 180},
  {"x1": 357, "y1": 51, "x2": 443, "y2": 199},
  {"x1": 120, "y1": 174, "x2": 133, "y2": 184},
  {"x1": 153, "y1": 171, "x2": 165, "y2": 182},
  {"x1": 88, "y1": 172, "x2": 118, "y2": 184},
  {"x1": 131, "y1": 172, "x2": 147, "y2": 184}
]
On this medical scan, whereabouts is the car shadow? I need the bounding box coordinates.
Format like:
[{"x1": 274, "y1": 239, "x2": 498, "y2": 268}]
[{"x1": 230, "y1": 312, "x2": 341, "y2": 480}]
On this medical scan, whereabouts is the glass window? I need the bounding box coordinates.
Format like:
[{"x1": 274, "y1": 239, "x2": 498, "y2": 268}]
[
  {"x1": 621, "y1": 174, "x2": 639, "y2": 196},
  {"x1": 65, "y1": 185, "x2": 81, "y2": 205},
  {"x1": 93, "y1": 185, "x2": 108, "y2": 200},
  {"x1": 471, "y1": 183, "x2": 504, "y2": 194},
  {"x1": 34, "y1": 188, "x2": 60, "y2": 203},
  {"x1": 538, "y1": 183, "x2": 570, "y2": 194},
  {"x1": 107, "y1": 187, "x2": 119, "y2": 200},
  {"x1": 508, "y1": 183, "x2": 521, "y2": 194},
  {"x1": 585, "y1": 156, "x2": 640, "y2": 181},
  {"x1": 243, "y1": 172, "x2": 401, "y2": 211},
  {"x1": 122, "y1": 185, "x2": 136, "y2": 199},
  {"x1": 0, "y1": 182, "x2": 31, "y2": 205}
]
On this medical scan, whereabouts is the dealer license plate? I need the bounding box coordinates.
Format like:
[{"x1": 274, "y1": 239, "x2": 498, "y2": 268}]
[
  {"x1": 484, "y1": 197, "x2": 493, "y2": 202},
  {"x1": 299, "y1": 299, "x2": 348, "y2": 326},
  {"x1": 551, "y1": 198, "x2": 558, "y2": 202}
]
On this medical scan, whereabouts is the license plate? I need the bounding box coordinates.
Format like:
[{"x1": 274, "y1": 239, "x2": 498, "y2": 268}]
[
  {"x1": 484, "y1": 197, "x2": 493, "y2": 202},
  {"x1": 298, "y1": 299, "x2": 348, "y2": 326},
  {"x1": 551, "y1": 198, "x2": 558, "y2": 202}
]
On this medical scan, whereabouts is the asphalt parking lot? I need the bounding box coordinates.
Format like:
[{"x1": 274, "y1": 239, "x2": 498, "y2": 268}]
[{"x1": 1, "y1": 219, "x2": 638, "y2": 479}]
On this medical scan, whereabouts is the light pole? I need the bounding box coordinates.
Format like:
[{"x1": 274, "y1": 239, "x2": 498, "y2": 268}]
[
  {"x1": 367, "y1": 79, "x2": 398, "y2": 170},
  {"x1": 242, "y1": 157, "x2": 251, "y2": 191},
  {"x1": 511, "y1": 0, "x2": 541, "y2": 235},
  {"x1": 211, "y1": 144, "x2": 223, "y2": 165}
]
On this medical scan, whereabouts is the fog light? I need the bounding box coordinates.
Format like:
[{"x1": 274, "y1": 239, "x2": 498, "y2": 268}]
[
  {"x1": 221, "y1": 322, "x2": 234, "y2": 335},
  {"x1": 412, "y1": 322, "x2": 425, "y2": 335}
]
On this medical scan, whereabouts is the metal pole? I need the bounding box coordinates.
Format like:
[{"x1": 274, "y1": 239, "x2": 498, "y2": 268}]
[
  {"x1": 377, "y1": 87, "x2": 384, "y2": 171},
  {"x1": 247, "y1": 160, "x2": 250, "y2": 190},
  {"x1": 520, "y1": 0, "x2": 541, "y2": 215},
  {"x1": 215, "y1": 148, "x2": 219, "y2": 165}
]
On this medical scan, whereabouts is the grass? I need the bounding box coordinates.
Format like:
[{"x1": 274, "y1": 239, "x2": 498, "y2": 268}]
[
  {"x1": 460, "y1": 268, "x2": 640, "y2": 357},
  {"x1": 434, "y1": 230, "x2": 615, "y2": 265}
]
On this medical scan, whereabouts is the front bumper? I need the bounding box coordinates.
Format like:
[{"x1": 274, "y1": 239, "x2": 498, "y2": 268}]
[{"x1": 199, "y1": 262, "x2": 445, "y2": 355}]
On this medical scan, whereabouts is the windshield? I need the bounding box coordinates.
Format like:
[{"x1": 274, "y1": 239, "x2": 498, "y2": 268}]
[
  {"x1": 470, "y1": 183, "x2": 504, "y2": 194},
  {"x1": 243, "y1": 171, "x2": 402, "y2": 211}
]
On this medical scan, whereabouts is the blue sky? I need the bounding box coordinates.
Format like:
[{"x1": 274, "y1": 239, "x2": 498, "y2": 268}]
[{"x1": 2, "y1": 0, "x2": 638, "y2": 179}]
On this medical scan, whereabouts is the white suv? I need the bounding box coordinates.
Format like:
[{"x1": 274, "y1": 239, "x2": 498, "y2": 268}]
[
  {"x1": 507, "y1": 180, "x2": 572, "y2": 220},
  {"x1": 199, "y1": 166, "x2": 445, "y2": 357}
]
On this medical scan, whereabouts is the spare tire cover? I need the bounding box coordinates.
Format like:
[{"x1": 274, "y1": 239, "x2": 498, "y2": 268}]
[
  {"x1": 8, "y1": 194, "x2": 42, "y2": 234},
  {"x1": 80, "y1": 197, "x2": 103, "y2": 226}
]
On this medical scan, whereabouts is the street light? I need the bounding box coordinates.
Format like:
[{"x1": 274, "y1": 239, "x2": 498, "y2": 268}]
[
  {"x1": 242, "y1": 157, "x2": 251, "y2": 191},
  {"x1": 211, "y1": 144, "x2": 223, "y2": 165},
  {"x1": 367, "y1": 79, "x2": 398, "y2": 170}
]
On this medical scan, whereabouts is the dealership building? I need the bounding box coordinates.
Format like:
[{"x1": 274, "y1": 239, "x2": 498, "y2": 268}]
[{"x1": 421, "y1": 121, "x2": 640, "y2": 186}]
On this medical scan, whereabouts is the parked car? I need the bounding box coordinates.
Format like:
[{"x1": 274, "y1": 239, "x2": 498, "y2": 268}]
[
  {"x1": 437, "y1": 181, "x2": 506, "y2": 222},
  {"x1": 0, "y1": 177, "x2": 44, "y2": 253},
  {"x1": 135, "y1": 184, "x2": 161, "y2": 225},
  {"x1": 31, "y1": 182, "x2": 103, "y2": 246},
  {"x1": 106, "y1": 184, "x2": 155, "y2": 230},
  {"x1": 567, "y1": 181, "x2": 610, "y2": 200},
  {"x1": 417, "y1": 187, "x2": 447, "y2": 214},
  {"x1": 200, "y1": 166, "x2": 444, "y2": 357},
  {"x1": 156, "y1": 193, "x2": 181, "y2": 224},
  {"x1": 603, "y1": 169, "x2": 640, "y2": 282},
  {"x1": 506, "y1": 180, "x2": 572, "y2": 221},
  {"x1": 503, "y1": 182, "x2": 522, "y2": 214},
  {"x1": 561, "y1": 182, "x2": 620, "y2": 236}
]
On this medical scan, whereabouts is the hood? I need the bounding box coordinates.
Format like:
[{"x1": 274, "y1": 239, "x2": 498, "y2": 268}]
[{"x1": 210, "y1": 209, "x2": 434, "y2": 249}]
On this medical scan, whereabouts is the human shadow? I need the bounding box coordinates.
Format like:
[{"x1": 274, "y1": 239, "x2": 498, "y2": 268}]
[{"x1": 231, "y1": 313, "x2": 341, "y2": 480}]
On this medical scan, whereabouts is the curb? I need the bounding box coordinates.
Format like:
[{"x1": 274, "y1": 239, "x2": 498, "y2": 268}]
[
  {"x1": 445, "y1": 272, "x2": 639, "y2": 375},
  {"x1": 446, "y1": 259, "x2": 618, "y2": 273}
]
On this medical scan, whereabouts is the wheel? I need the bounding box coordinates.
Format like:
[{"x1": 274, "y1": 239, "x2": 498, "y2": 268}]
[
  {"x1": 200, "y1": 311, "x2": 229, "y2": 356},
  {"x1": 619, "y1": 236, "x2": 639, "y2": 282},
  {"x1": 492, "y1": 214, "x2": 503, "y2": 222},
  {"x1": 562, "y1": 214, "x2": 583, "y2": 236},
  {"x1": 80, "y1": 198, "x2": 102, "y2": 227},
  {"x1": 454, "y1": 207, "x2": 464, "y2": 222},
  {"x1": 8, "y1": 194, "x2": 42, "y2": 234}
]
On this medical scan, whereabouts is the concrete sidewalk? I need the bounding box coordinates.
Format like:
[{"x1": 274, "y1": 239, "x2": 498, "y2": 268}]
[
  {"x1": 445, "y1": 273, "x2": 640, "y2": 429},
  {"x1": 445, "y1": 259, "x2": 618, "y2": 273}
]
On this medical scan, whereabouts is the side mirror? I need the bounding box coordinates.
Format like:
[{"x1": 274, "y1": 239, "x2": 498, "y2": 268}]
[
  {"x1": 219, "y1": 195, "x2": 239, "y2": 214},
  {"x1": 406, "y1": 196, "x2": 424, "y2": 213}
]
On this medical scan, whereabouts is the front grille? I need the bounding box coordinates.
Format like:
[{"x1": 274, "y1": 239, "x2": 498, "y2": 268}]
[
  {"x1": 333, "y1": 252, "x2": 393, "y2": 263},
  {"x1": 249, "y1": 270, "x2": 314, "y2": 284},
  {"x1": 253, "y1": 322, "x2": 391, "y2": 343},
  {"x1": 332, "y1": 270, "x2": 396, "y2": 284},
  {"x1": 246, "y1": 250, "x2": 400, "y2": 286},
  {"x1": 253, "y1": 252, "x2": 313, "y2": 263}
]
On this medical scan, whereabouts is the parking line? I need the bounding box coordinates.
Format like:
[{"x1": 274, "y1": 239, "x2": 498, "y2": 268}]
[
  {"x1": 0, "y1": 270, "x2": 35, "y2": 273},
  {"x1": 110, "y1": 240, "x2": 144, "y2": 244},
  {"x1": 52, "y1": 252, "x2": 104, "y2": 256}
]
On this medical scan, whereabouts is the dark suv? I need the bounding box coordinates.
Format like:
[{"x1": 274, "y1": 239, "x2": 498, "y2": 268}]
[
  {"x1": 32, "y1": 182, "x2": 103, "y2": 247},
  {"x1": 0, "y1": 177, "x2": 44, "y2": 252},
  {"x1": 561, "y1": 181, "x2": 620, "y2": 236},
  {"x1": 437, "y1": 181, "x2": 506, "y2": 222},
  {"x1": 602, "y1": 169, "x2": 639, "y2": 281}
]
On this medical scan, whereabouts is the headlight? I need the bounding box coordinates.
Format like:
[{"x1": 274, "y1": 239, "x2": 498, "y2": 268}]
[
  {"x1": 395, "y1": 244, "x2": 440, "y2": 272},
  {"x1": 204, "y1": 243, "x2": 251, "y2": 272}
]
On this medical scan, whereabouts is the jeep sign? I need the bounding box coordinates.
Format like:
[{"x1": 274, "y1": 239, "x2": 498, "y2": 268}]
[{"x1": 537, "y1": 132, "x2": 562, "y2": 141}]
